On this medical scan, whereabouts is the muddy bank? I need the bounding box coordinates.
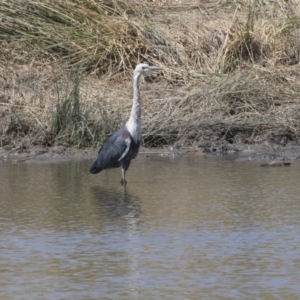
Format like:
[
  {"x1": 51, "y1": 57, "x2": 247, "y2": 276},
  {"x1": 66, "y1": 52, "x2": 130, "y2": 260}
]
[
  {"x1": 1, "y1": 123, "x2": 299, "y2": 165},
  {"x1": 1, "y1": 142, "x2": 299, "y2": 165},
  {"x1": 0, "y1": 144, "x2": 94, "y2": 164},
  {"x1": 1, "y1": 124, "x2": 300, "y2": 164}
]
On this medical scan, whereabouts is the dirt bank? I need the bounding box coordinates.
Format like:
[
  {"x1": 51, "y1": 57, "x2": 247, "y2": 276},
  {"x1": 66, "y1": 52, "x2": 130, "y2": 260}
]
[
  {"x1": 1, "y1": 140, "x2": 299, "y2": 166},
  {"x1": 1, "y1": 121, "x2": 300, "y2": 164}
]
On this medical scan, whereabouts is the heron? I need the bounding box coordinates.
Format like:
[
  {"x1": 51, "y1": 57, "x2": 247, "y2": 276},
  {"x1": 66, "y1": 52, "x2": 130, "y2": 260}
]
[{"x1": 89, "y1": 63, "x2": 163, "y2": 185}]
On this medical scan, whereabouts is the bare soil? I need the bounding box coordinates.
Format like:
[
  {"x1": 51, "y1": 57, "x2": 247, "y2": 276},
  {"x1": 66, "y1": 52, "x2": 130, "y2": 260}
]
[{"x1": 1, "y1": 131, "x2": 299, "y2": 165}]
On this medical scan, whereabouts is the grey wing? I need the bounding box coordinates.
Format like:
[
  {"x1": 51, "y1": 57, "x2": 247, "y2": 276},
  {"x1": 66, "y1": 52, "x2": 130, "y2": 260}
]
[{"x1": 89, "y1": 131, "x2": 131, "y2": 174}]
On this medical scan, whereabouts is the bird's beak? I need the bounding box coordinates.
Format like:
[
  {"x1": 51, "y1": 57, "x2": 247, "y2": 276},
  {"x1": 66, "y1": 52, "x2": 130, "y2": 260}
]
[{"x1": 149, "y1": 66, "x2": 163, "y2": 71}]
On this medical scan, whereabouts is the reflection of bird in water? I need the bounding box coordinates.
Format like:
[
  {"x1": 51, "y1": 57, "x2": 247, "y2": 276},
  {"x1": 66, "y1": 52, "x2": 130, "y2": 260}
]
[
  {"x1": 90, "y1": 186, "x2": 141, "y2": 290},
  {"x1": 90, "y1": 186, "x2": 141, "y2": 222},
  {"x1": 89, "y1": 63, "x2": 163, "y2": 186}
]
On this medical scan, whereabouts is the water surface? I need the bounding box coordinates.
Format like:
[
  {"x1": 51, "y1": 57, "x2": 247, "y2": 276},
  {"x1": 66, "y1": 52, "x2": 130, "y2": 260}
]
[{"x1": 1, "y1": 155, "x2": 300, "y2": 299}]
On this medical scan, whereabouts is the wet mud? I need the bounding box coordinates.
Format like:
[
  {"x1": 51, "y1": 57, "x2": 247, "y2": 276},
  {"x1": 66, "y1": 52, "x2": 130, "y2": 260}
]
[{"x1": 0, "y1": 141, "x2": 299, "y2": 165}]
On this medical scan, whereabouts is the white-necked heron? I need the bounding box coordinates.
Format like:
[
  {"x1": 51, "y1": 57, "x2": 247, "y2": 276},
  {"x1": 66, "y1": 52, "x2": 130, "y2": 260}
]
[{"x1": 89, "y1": 63, "x2": 163, "y2": 185}]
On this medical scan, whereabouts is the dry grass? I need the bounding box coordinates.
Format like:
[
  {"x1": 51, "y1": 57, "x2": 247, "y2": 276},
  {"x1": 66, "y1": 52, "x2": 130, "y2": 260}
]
[
  {"x1": 1, "y1": 0, "x2": 300, "y2": 148},
  {"x1": 143, "y1": 68, "x2": 300, "y2": 146}
]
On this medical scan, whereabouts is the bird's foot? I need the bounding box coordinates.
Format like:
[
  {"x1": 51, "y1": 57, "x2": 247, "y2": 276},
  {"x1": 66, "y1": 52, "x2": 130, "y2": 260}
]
[{"x1": 120, "y1": 179, "x2": 127, "y2": 186}]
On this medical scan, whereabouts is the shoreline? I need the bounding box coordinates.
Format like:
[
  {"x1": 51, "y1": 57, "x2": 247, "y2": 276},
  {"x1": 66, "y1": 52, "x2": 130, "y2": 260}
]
[{"x1": 1, "y1": 143, "x2": 299, "y2": 165}]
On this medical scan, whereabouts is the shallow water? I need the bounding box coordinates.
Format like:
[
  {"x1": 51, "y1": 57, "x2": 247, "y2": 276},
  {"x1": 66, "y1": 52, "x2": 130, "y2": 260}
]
[{"x1": 1, "y1": 155, "x2": 300, "y2": 299}]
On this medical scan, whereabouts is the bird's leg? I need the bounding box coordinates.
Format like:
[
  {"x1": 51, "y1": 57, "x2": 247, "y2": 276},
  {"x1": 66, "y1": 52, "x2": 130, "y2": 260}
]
[{"x1": 121, "y1": 168, "x2": 127, "y2": 186}]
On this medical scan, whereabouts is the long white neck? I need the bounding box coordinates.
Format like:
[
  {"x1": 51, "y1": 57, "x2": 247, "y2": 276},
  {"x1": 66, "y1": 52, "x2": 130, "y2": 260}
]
[{"x1": 125, "y1": 72, "x2": 142, "y2": 143}]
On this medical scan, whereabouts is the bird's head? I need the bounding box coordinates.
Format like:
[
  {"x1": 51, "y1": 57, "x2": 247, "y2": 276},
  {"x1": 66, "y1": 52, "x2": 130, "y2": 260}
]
[{"x1": 134, "y1": 63, "x2": 163, "y2": 75}]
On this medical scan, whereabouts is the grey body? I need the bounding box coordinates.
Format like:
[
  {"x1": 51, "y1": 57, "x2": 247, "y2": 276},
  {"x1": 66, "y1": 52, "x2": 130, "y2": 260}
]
[
  {"x1": 89, "y1": 126, "x2": 141, "y2": 175},
  {"x1": 89, "y1": 63, "x2": 162, "y2": 185}
]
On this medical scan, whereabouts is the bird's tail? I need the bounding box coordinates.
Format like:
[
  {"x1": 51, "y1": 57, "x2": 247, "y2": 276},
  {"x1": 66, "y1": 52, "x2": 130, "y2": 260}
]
[{"x1": 89, "y1": 158, "x2": 102, "y2": 174}]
